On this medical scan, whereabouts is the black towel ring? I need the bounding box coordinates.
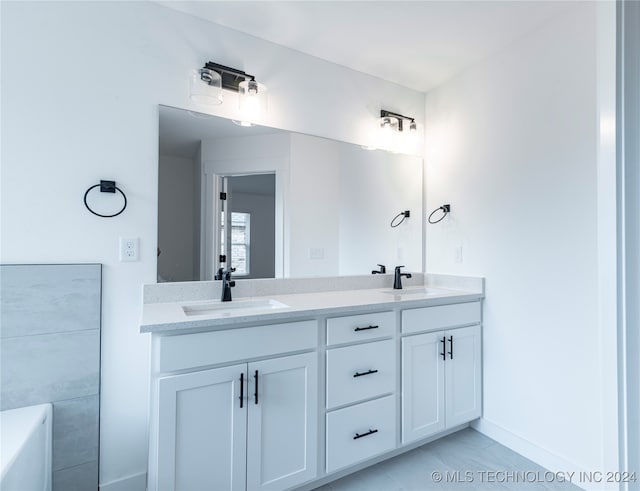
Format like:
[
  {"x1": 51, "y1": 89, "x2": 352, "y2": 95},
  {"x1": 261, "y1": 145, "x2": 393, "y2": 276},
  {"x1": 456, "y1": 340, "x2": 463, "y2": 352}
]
[
  {"x1": 390, "y1": 210, "x2": 410, "y2": 228},
  {"x1": 84, "y1": 180, "x2": 127, "y2": 218},
  {"x1": 428, "y1": 204, "x2": 450, "y2": 224}
]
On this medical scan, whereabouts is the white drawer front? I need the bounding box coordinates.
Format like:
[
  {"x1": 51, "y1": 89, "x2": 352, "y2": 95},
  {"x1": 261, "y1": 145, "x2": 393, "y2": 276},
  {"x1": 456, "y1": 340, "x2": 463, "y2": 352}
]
[
  {"x1": 326, "y1": 339, "x2": 395, "y2": 409},
  {"x1": 158, "y1": 320, "x2": 317, "y2": 373},
  {"x1": 326, "y1": 311, "x2": 395, "y2": 346},
  {"x1": 402, "y1": 302, "x2": 481, "y2": 335},
  {"x1": 326, "y1": 395, "x2": 396, "y2": 473}
]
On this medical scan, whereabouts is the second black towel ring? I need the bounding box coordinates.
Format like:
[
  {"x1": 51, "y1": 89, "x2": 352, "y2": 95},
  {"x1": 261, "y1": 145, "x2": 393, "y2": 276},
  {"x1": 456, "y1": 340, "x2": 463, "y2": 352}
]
[{"x1": 428, "y1": 204, "x2": 450, "y2": 224}]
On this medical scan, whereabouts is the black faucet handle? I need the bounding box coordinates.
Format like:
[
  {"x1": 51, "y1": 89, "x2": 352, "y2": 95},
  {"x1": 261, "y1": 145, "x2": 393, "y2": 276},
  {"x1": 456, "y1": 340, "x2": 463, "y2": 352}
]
[
  {"x1": 229, "y1": 281, "x2": 236, "y2": 288},
  {"x1": 214, "y1": 267, "x2": 224, "y2": 280},
  {"x1": 395, "y1": 265, "x2": 406, "y2": 271},
  {"x1": 377, "y1": 264, "x2": 386, "y2": 273}
]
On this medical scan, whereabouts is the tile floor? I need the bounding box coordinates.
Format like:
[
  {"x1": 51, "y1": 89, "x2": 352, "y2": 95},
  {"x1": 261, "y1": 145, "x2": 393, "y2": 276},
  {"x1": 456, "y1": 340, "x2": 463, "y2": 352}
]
[{"x1": 313, "y1": 429, "x2": 581, "y2": 490}]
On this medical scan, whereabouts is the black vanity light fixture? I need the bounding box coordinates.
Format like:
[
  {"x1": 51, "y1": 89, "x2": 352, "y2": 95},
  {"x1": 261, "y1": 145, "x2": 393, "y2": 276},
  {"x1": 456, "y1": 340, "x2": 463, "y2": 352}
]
[
  {"x1": 379, "y1": 109, "x2": 417, "y2": 134},
  {"x1": 372, "y1": 109, "x2": 418, "y2": 153},
  {"x1": 190, "y1": 61, "x2": 268, "y2": 125}
]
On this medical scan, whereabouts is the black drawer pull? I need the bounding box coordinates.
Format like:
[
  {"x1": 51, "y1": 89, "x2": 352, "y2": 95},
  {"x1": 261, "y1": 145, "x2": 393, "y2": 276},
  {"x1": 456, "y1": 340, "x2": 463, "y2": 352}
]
[
  {"x1": 354, "y1": 429, "x2": 378, "y2": 440},
  {"x1": 440, "y1": 336, "x2": 446, "y2": 360},
  {"x1": 353, "y1": 369, "x2": 378, "y2": 378},
  {"x1": 448, "y1": 335, "x2": 454, "y2": 360},
  {"x1": 239, "y1": 372, "x2": 244, "y2": 408},
  {"x1": 354, "y1": 325, "x2": 379, "y2": 332}
]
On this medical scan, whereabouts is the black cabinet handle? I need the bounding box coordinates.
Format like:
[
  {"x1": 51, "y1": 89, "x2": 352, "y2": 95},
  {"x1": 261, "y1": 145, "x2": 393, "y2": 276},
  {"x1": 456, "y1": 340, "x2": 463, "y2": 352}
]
[
  {"x1": 440, "y1": 336, "x2": 446, "y2": 360},
  {"x1": 354, "y1": 325, "x2": 379, "y2": 332},
  {"x1": 353, "y1": 369, "x2": 378, "y2": 378},
  {"x1": 353, "y1": 429, "x2": 378, "y2": 440},
  {"x1": 448, "y1": 336, "x2": 454, "y2": 360},
  {"x1": 239, "y1": 373, "x2": 244, "y2": 408},
  {"x1": 254, "y1": 370, "x2": 259, "y2": 405}
]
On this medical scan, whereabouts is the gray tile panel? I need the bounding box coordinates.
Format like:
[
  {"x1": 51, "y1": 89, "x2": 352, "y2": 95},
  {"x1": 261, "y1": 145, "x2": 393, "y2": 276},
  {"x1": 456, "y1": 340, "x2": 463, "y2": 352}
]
[
  {"x1": 0, "y1": 264, "x2": 101, "y2": 338},
  {"x1": 0, "y1": 264, "x2": 101, "y2": 491},
  {"x1": 53, "y1": 461, "x2": 99, "y2": 491},
  {"x1": 0, "y1": 329, "x2": 99, "y2": 410},
  {"x1": 52, "y1": 395, "x2": 99, "y2": 471}
]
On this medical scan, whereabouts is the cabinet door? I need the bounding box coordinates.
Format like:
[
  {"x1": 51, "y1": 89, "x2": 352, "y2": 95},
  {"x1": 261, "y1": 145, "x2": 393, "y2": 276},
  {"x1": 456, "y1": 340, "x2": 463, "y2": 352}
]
[
  {"x1": 156, "y1": 365, "x2": 247, "y2": 491},
  {"x1": 445, "y1": 324, "x2": 482, "y2": 428},
  {"x1": 401, "y1": 331, "x2": 445, "y2": 444},
  {"x1": 247, "y1": 352, "x2": 318, "y2": 491}
]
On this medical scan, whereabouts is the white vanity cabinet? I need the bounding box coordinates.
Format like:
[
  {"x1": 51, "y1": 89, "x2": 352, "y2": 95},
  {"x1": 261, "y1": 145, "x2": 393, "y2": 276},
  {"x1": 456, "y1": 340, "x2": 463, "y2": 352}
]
[
  {"x1": 401, "y1": 303, "x2": 482, "y2": 444},
  {"x1": 148, "y1": 321, "x2": 318, "y2": 491},
  {"x1": 325, "y1": 312, "x2": 398, "y2": 473},
  {"x1": 145, "y1": 291, "x2": 484, "y2": 491}
]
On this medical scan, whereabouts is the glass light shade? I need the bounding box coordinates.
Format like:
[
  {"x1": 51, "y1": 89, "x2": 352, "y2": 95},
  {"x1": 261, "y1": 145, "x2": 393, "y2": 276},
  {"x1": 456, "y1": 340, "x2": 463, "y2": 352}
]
[
  {"x1": 378, "y1": 116, "x2": 399, "y2": 150},
  {"x1": 190, "y1": 68, "x2": 223, "y2": 106},
  {"x1": 238, "y1": 80, "x2": 268, "y2": 121}
]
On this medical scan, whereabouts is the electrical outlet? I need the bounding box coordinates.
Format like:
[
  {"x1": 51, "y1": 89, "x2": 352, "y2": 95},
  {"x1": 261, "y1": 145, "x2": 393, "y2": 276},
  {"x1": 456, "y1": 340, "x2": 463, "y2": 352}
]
[
  {"x1": 308, "y1": 248, "x2": 325, "y2": 260},
  {"x1": 120, "y1": 237, "x2": 139, "y2": 262},
  {"x1": 454, "y1": 244, "x2": 463, "y2": 264}
]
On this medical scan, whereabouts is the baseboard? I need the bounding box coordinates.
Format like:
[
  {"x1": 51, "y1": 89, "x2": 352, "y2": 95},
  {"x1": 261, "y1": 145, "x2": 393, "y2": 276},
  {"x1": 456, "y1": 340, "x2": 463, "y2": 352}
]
[
  {"x1": 472, "y1": 419, "x2": 614, "y2": 491},
  {"x1": 99, "y1": 472, "x2": 146, "y2": 491}
]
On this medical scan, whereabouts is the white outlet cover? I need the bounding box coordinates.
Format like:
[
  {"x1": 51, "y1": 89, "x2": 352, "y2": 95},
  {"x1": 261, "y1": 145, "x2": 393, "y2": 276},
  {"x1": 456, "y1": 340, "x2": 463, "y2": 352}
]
[
  {"x1": 308, "y1": 247, "x2": 325, "y2": 260},
  {"x1": 120, "y1": 237, "x2": 139, "y2": 262}
]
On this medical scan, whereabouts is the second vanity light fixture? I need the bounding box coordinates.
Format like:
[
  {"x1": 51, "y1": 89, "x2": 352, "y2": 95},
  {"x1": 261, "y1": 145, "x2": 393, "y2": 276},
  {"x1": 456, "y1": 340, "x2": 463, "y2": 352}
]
[
  {"x1": 375, "y1": 109, "x2": 418, "y2": 153},
  {"x1": 366, "y1": 109, "x2": 418, "y2": 153},
  {"x1": 190, "y1": 61, "x2": 268, "y2": 126}
]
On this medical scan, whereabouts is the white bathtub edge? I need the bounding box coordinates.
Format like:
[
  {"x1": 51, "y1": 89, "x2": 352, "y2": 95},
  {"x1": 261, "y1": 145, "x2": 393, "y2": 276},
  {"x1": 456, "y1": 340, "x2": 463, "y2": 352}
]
[{"x1": 0, "y1": 403, "x2": 52, "y2": 482}]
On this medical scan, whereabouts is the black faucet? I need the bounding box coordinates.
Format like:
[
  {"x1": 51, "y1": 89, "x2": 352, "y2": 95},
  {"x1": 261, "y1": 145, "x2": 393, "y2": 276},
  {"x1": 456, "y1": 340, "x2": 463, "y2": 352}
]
[
  {"x1": 221, "y1": 268, "x2": 236, "y2": 302},
  {"x1": 372, "y1": 264, "x2": 386, "y2": 274},
  {"x1": 393, "y1": 266, "x2": 412, "y2": 290}
]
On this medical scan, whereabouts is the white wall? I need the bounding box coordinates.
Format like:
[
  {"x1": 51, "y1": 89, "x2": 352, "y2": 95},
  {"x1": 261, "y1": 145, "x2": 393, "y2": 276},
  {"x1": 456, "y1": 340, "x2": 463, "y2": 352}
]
[
  {"x1": 288, "y1": 134, "x2": 341, "y2": 277},
  {"x1": 158, "y1": 154, "x2": 197, "y2": 282},
  {"x1": 424, "y1": 3, "x2": 615, "y2": 476},
  {"x1": 0, "y1": 2, "x2": 424, "y2": 487}
]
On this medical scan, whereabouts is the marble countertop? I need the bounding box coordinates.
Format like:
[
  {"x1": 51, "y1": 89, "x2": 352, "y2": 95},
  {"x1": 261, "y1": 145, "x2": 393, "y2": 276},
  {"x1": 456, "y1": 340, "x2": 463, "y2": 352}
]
[{"x1": 140, "y1": 285, "x2": 483, "y2": 334}]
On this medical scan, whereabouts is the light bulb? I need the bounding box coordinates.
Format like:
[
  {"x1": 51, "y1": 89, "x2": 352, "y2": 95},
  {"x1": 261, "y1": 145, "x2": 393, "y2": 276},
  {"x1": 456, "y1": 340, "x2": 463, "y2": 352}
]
[
  {"x1": 378, "y1": 116, "x2": 399, "y2": 150},
  {"x1": 238, "y1": 79, "x2": 268, "y2": 123}
]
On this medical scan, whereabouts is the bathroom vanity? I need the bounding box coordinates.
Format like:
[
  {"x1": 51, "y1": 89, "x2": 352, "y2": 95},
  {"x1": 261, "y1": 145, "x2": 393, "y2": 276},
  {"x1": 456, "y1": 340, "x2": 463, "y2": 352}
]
[{"x1": 141, "y1": 275, "x2": 483, "y2": 491}]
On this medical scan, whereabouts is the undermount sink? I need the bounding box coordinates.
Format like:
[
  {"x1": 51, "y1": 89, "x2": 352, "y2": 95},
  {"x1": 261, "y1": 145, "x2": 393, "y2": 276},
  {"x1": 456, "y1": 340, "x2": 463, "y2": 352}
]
[
  {"x1": 382, "y1": 287, "x2": 449, "y2": 296},
  {"x1": 182, "y1": 299, "x2": 289, "y2": 317}
]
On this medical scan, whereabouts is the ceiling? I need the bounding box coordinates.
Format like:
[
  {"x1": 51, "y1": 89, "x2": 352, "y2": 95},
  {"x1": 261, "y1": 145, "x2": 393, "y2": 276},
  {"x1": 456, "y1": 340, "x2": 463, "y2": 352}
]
[{"x1": 158, "y1": 1, "x2": 573, "y2": 92}]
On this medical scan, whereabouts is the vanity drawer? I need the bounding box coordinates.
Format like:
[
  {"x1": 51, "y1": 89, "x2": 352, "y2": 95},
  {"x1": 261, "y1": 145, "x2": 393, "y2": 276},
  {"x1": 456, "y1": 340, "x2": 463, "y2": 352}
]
[
  {"x1": 402, "y1": 302, "x2": 481, "y2": 335},
  {"x1": 326, "y1": 339, "x2": 395, "y2": 409},
  {"x1": 158, "y1": 320, "x2": 317, "y2": 373},
  {"x1": 326, "y1": 395, "x2": 396, "y2": 473},
  {"x1": 326, "y1": 311, "x2": 395, "y2": 346}
]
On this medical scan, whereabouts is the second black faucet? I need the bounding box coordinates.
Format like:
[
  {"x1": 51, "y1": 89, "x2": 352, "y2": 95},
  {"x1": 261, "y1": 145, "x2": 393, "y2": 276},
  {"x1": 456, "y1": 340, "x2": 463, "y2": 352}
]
[
  {"x1": 393, "y1": 266, "x2": 412, "y2": 289},
  {"x1": 221, "y1": 267, "x2": 236, "y2": 301}
]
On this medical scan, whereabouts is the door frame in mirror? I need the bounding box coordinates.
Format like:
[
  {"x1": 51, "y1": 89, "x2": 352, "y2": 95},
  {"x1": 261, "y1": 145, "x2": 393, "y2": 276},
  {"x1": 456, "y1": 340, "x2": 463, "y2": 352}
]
[{"x1": 202, "y1": 161, "x2": 286, "y2": 280}]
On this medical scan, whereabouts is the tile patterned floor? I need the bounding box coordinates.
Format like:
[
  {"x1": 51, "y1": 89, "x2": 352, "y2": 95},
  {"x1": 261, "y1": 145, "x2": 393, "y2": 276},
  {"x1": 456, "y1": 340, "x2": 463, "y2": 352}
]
[{"x1": 312, "y1": 429, "x2": 581, "y2": 490}]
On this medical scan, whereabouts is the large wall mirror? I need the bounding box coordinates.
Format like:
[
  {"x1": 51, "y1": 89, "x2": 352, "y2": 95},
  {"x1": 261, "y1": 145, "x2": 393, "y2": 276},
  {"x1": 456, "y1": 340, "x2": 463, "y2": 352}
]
[{"x1": 158, "y1": 105, "x2": 423, "y2": 282}]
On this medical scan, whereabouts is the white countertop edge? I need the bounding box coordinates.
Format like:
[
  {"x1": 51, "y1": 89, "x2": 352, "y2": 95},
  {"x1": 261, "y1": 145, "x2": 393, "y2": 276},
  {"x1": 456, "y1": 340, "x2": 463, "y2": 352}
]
[{"x1": 140, "y1": 288, "x2": 484, "y2": 334}]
